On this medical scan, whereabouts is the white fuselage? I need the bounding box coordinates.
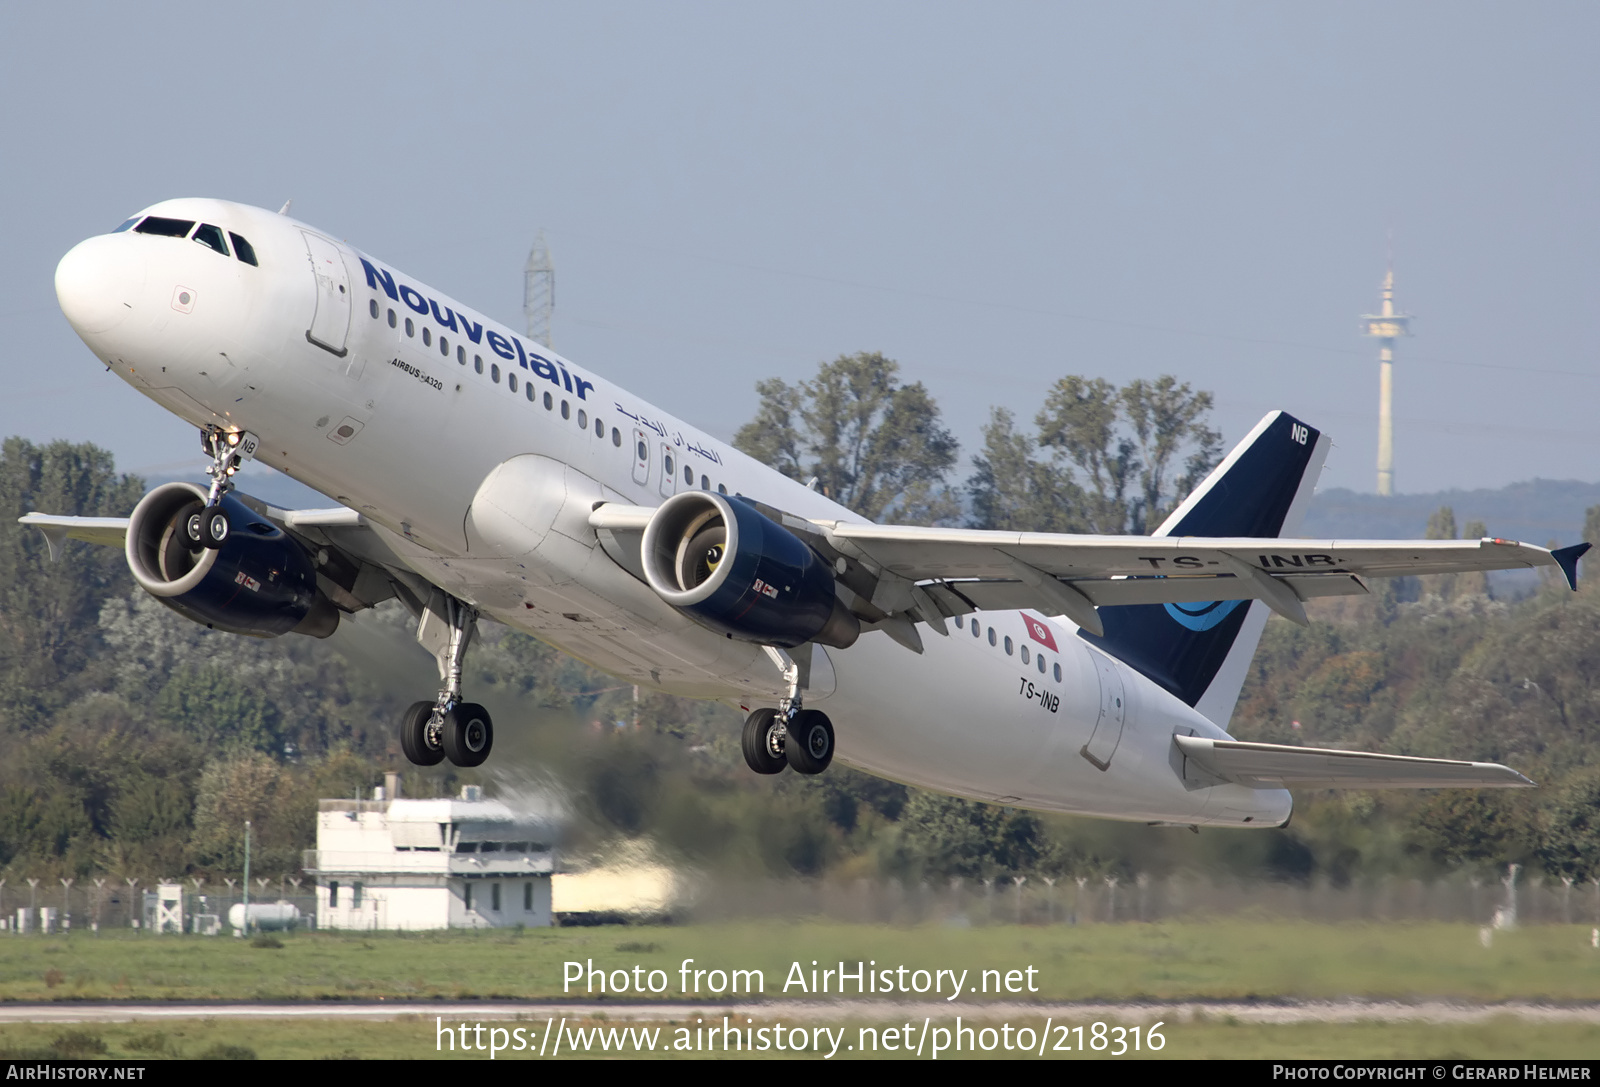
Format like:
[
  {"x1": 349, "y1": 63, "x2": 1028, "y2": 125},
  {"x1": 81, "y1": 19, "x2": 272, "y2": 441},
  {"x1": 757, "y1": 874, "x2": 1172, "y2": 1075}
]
[{"x1": 55, "y1": 198, "x2": 1290, "y2": 828}]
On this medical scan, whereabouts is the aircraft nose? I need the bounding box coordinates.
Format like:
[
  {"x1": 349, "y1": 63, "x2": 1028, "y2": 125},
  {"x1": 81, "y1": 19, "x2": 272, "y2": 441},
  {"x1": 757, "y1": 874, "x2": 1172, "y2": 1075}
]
[{"x1": 56, "y1": 234, "x2": 146, "y2": 336}]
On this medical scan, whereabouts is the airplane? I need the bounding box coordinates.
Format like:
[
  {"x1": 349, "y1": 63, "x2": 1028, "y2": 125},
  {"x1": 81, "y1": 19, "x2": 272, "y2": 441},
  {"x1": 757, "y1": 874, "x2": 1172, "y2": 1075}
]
[{"x1": 30, "y1": 198, "x2": 1590, "y2": 830}]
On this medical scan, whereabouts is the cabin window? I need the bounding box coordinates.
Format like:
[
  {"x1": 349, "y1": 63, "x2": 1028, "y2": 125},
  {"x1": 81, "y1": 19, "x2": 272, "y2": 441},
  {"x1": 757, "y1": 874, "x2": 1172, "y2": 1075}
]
[
  {"x1": 561, "y1": 400, "x2": 570, "y2": 420},
  {"x1": 700, "y1": 474, "x2": 709, "y2": 490},
  {"x1": 457, "y1": 346, "x2": 466, "y2": 365},
  {"x1": 972, "y1": 620, "x2": 981, "y2": 638},
  {"x1": 544, "y1": 391, "x2": 554, "y2": 410},
  {"x1": 595, "y1": 419, "x2": 605, "y2": 439},
  {"x1": 683, "y1": 465, "x2": 693, "y2": 485},
  {"x1": 526, "y1": 383, "x2": 535, "y2": 402},
  {"x1": 718, "y1": 483, "x2": 727, "y2": 495},
  {"x1": 577, "y1": 409, "x2": 588, "y2": 429},
  {"x1": 1020, "y1": 645, "x2": 1030, "y2": 664},
  {"x1": 663, "y1": 453, "x2": 674, "y2": 476},
  {"x1": 440, "y1": 336, "x2": 449, "y2": 356},
  {"x1": 954, "y1": 615, "x2": 963, "y2": 630},
  {"x1": 229, "y1": 232, "x2": 259, "y2": 266},
  {"x1": 134, "y1": 216, "x2": 194, "y2": 237},
  {"x1": 474, "y1": 355, "x2": 483, "y2": 375},
  {"x1": 491, "y1": 363, "x2": 500, "y2": 383},
  {"x1": 387, "y1": 308, "x2": 397, "y2": 328},
  {"x1": 369, "y1": 299, "x2": 379, "y2": 319},
  {"x1": 405, "y1": 318, "x2": 414, "y2": 337},
  {"x1": 1053, "y1": 663, "x2": 1062, "y2": 682},
  {"x1": 636, "y1": 439, "x2": 648, "y2": 460},
  {"x1": 1004, "y1": 636, "x2": 1014, "y2": 655},
  {"x1": 1037, "y1": 654, "x2": 1046, "y2": 674},
  {"x1": 612, "y1": 427, "x2": 621, "y2": 447},
  {"x1": 192, "y1": 223, "x2": 229, "y2": 255},
  {"x1": 422, "y1": 327, "x2": 432, "y2": 347},
  {"x1": 508, "y1": 373, "x2": 518, "y2": 392},
  {"x1": 987, "y1": 627, "x2": 996, "y2": 646}
]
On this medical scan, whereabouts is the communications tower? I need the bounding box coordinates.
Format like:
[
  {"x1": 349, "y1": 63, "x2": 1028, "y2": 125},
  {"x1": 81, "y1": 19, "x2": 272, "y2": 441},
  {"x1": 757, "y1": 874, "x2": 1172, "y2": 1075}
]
[
  {"x1": 524, "y1": 232, "x2": 554, "y2": 349},
  {"x1": 1360, "y1": 262, "x2": 1411, "y2": 496}
]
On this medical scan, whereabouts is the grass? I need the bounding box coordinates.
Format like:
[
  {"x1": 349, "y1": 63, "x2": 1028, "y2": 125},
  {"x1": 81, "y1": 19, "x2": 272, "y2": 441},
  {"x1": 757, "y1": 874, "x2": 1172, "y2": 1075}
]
[
  {"x1": 0, "y1": 921, "x2": 1595, "y2": 1003},
  {"x1": 0, "y1": 922, "x2": 1594, "y2": 1059}
]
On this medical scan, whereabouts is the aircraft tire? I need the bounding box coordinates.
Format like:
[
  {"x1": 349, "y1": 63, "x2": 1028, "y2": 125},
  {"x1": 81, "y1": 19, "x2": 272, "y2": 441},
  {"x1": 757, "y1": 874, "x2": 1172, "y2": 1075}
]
[
  {"x1": 400, "y1": 700, "x2": 444, "y2": 766},
  {"x1": 202, "y1": 508, "x2": 229, "y2": 549},
  {"x1": 443, "y1": 702, "x2": 493, "y2": 767},
  {"x1": 785, "y1": 709, "x2": 834, "y2": 775},
  {"x1": 741, "y1": 708, "x2": 788, "y2": 775}
]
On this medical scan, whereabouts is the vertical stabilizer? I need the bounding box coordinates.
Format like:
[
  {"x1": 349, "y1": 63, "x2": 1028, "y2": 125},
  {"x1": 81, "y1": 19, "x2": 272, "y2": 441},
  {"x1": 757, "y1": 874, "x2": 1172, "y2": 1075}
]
[{"x1": 1080, "y1": 411, "x2": 1330, "y2": 727}]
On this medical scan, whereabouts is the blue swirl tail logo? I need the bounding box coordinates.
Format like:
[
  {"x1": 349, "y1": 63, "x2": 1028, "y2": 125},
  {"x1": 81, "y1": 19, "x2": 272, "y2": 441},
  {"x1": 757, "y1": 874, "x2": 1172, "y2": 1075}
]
[{"x1": 1163, "y1": 599, "x2": 1243, "y2": 631}]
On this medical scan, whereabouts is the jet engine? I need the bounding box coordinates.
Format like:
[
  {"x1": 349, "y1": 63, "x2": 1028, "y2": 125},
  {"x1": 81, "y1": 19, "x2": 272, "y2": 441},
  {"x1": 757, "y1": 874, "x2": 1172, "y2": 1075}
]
[
  {"x1": 641, "y1": 491, "x2": 859, "y2": 649},
  {"x1": 124, "y1": 483, "x2": 339, "y2": 638}
]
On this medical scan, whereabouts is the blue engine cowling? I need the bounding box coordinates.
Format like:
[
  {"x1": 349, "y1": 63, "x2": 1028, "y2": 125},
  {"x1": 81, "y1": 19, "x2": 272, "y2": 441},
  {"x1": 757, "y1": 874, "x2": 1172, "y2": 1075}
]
[
  {"x1": 124, "y1": 483, "x2": 339, "y2": 638},
  {"x1": 641, "y1": 491, "x2": 859, "y2": 649}
]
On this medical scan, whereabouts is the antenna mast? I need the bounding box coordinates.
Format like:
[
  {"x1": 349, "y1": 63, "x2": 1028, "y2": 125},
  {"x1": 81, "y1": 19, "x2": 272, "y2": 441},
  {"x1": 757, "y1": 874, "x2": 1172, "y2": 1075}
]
[
  {"x1": 524, "y1": 232, "x2": 554, "y2": 349},
  {"x1": 1360, "y1": 248, "x2": 1412, "y2": 496}
]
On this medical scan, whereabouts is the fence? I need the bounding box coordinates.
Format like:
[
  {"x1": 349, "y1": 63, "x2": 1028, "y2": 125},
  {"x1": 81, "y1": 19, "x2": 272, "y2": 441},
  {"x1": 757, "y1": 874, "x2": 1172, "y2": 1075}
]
[
  {"x1": 0, "y1": 881, "x2": 318, "y2": 935},
  {"x1": 679, "y1": 868, "x2": 1600, "y2": 927}
]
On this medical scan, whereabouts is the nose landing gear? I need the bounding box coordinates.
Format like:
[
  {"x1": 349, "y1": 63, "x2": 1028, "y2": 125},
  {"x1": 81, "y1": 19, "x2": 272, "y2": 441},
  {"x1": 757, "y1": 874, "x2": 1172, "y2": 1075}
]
[{"x1": 187, "y1": 425, "x2": 258, "y2": 549}]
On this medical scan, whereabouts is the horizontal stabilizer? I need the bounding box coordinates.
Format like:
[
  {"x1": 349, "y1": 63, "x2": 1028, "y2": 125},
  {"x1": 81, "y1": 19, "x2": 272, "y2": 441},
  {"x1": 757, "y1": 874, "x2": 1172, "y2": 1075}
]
[{"x1": 1173, "y1": 734, "x2": 1534, "y2": 790}]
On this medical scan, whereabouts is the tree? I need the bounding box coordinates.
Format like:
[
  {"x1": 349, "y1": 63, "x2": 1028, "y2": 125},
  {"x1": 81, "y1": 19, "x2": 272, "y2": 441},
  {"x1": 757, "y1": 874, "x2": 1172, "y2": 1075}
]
[
  {"x1": 733, "y1": 352, "x2": 959, "y2": 524},
  {"x1": 0, "y1": 439, "x2": 143, "y2": 720},
  {"x1": 967, "y1": 408, "x2": 1087, "y2": 532},
  {"x1": 971, "y1": 375, "x2": 1222, "y2": 534},
  {"x1": 1540, "y1": 768, "x2": 1600, "y2": 882}
]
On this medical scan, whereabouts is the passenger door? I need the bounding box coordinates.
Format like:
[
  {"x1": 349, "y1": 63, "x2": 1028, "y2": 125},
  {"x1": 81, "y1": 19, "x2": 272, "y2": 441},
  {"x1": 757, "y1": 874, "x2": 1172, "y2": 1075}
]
[{"x1": 302, "y1": 232, "x2": 352, "y2": 358}]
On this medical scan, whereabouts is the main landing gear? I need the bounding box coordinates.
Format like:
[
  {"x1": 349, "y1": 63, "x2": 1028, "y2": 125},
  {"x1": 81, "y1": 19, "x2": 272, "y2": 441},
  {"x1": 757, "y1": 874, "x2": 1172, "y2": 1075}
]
[
  {"x1": 400, "y1": 593, "x2": 494, "y2": 768},
  {"x1": 742, "y1": 644, "x2": 834, "y2": 776},
  {"x1": 184, "y1": 425, "x2": 259, "y2": 550}
]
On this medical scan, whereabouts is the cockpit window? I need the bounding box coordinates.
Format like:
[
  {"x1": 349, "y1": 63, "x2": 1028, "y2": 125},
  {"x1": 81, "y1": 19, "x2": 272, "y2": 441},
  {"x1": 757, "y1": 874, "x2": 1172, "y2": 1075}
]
[
  {"x1": 192, "y1": 223, "x2": 229, "y2": 256},
  {"x1": 133, "y1": 217, "x2": 195, "y2": 238},
  {"x1": 229, "y1": 232, "x2": 258, "y2": 267},
  {"x1": 112, "y1": 217, "x2": 140, "y2": 233}
]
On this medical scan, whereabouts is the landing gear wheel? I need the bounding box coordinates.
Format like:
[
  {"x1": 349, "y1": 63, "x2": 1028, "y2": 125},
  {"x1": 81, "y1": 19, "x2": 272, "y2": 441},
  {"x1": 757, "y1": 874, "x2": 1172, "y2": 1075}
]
[
  {"x1": 399, "y1": 700, "x2": 445, "y2": 766},
  {"x1": 741, "y1": 708, "x2": 788, "y2": 775},
  {"x1": 442, "y1": 702, "x2": 493, "y2": 767},
  {"x1": 201, "y1": 508, "x2": 229, "y2": 549},
  {"x1": 785, "y1": 709, "x2": 834, "y2": 775}
]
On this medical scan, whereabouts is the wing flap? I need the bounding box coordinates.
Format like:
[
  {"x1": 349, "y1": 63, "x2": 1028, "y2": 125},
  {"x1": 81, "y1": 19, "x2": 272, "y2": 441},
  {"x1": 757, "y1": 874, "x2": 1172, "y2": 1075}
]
[{"x1": 1173, "y1": 734, "x2": 1534, "y2": 789}]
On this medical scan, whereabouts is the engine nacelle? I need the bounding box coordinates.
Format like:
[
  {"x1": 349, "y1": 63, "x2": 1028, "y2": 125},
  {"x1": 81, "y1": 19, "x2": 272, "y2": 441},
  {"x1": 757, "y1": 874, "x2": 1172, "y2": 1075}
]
[
  {"x1": 125, "y1": 483, "x2": 338, "y2": 638},
  {"x1": 641, "y1": 491, "x2": 859, "y2": 649}
]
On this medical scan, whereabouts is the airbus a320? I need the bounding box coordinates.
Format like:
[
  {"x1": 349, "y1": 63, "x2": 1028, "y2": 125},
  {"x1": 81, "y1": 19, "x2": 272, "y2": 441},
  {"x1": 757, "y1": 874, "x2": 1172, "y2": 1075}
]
[{"x1": 32, "y1": 199, "x2": 1588, "y2": 830}]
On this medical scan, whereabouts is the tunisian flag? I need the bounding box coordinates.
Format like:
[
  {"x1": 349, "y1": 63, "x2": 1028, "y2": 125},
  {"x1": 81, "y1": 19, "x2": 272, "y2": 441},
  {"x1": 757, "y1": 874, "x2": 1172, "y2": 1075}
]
[{"x1": 1022, "y1": 613, "x2": 1058, "y2": 651}]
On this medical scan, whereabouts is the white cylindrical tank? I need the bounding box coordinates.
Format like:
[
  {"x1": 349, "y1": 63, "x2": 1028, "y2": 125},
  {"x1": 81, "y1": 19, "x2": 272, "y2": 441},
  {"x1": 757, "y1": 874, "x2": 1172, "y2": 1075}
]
[{"x1": 227, "y1": 902, "x2": 301, "y2": 931}]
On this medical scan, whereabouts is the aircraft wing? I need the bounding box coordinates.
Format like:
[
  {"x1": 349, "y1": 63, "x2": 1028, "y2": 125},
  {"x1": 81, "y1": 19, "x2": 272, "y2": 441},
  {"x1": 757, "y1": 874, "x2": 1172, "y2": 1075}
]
[
  {"x1": 589, "y1": 502, "x2": 1588, "y2": 639},
  {"x1": 17, "y1": 513, "x2": 129, "y2": 560},
  {"x1": 1173, "y1": 735, "x2": 1535, "y2": 789},
  {"x1": 20, "y1": 502, "x2": 408, "y2": 614},
  {"x1": 803, "y1": 521, "x2": 1587, "y2": 637}
]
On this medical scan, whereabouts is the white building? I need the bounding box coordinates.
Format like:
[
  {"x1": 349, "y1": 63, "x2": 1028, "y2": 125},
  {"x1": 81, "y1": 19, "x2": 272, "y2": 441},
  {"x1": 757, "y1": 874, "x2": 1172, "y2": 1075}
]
[{"x1": 305, "y1": 781, "x2": 559, "y2": 930}]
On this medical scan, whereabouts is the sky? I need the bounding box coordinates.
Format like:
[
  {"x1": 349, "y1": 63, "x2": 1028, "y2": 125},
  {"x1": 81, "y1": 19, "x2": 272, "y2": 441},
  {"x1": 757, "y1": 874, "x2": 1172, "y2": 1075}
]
[{"x1": 2, "y1": 2, "x2": 1597, "y2": 496}]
